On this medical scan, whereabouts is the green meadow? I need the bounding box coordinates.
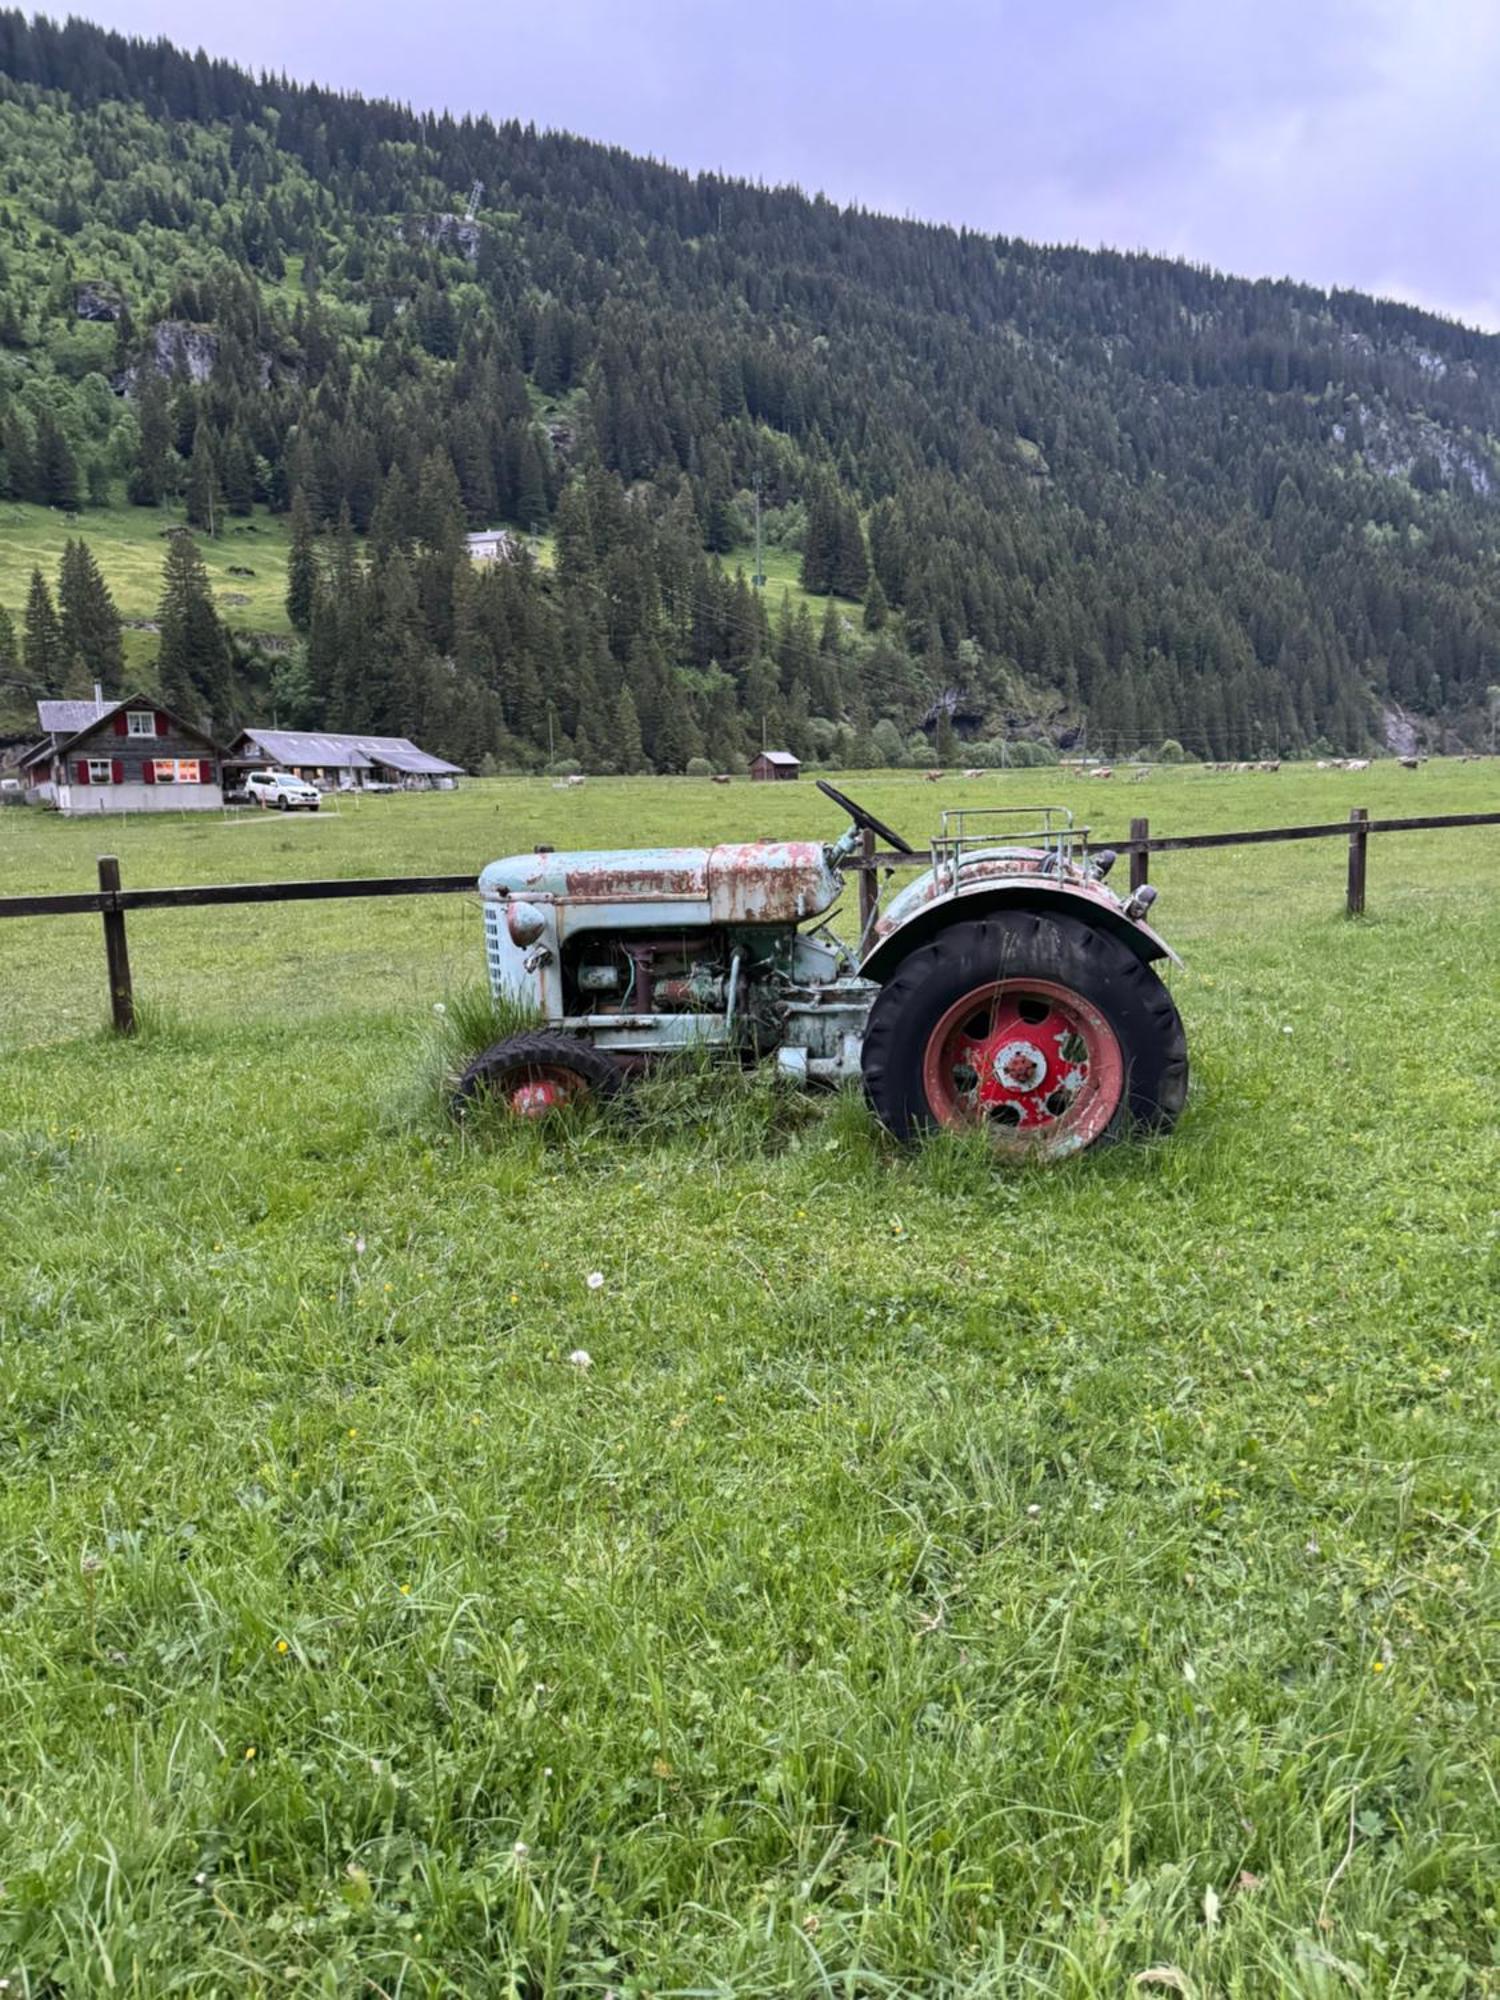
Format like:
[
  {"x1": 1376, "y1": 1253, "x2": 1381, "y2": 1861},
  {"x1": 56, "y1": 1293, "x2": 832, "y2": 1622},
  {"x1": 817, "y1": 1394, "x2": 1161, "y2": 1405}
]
[
  {"x1": 0, "y1": 498, "x2": 296, "y2": 674},
  {"x1": 1, "y1": 763, "x2": 1497, "y2": 1996}
]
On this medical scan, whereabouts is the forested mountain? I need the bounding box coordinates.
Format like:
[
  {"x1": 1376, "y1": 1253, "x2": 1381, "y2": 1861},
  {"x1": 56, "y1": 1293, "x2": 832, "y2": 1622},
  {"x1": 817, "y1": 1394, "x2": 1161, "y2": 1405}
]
[{"x1": 3, "y1": 11, "x2": 1500, "y2": 769}]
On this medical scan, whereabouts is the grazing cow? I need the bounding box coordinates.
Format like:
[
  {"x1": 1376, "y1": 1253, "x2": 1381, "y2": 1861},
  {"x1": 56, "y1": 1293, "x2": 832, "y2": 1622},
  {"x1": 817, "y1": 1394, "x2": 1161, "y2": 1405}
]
[
  {"x1": 1399, "y1": 756, "x2": 1419, "y2": 770},
  {"x1": 712, "y1": 772, "x2": 731, "y2": 784},
  {"x1": 1258, "y1": 760, "x2": 1281, "y2": 773},
  {"x1": 1316, "y1": 760, "x2": 1330, "y2": 770},
  {"x1": 1089, "y1": 765, "x2": 1114, "y2": 779},
  {"x1": 925, "y1": 769, "x2": 944, "y2": 782},
  {"x1": 567, "y1": 773, "x2": 587, "y2": 787},
  {"x1": 1345, "y1": 757, "x2": 1370, "y2": 772},
  {"x1": 964, "y1": 768, "x2": 984, "y2": 780},
  {"x1": 1131, "y1": 766, "x2": 1152, "y2": 781}
]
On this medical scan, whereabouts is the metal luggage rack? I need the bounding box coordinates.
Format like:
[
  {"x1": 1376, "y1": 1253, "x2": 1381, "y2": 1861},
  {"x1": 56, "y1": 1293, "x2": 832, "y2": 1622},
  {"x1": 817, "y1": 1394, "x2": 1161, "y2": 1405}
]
[{"x1": 929, "y1": 805, "x2": 1086, "y2": 878}]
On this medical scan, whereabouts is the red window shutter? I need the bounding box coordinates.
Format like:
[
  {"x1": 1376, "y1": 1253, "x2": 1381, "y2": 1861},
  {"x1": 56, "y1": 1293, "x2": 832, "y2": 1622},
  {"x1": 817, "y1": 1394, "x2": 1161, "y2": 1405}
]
[
  {"x1": 112, "y1": 758, "x2": 124, "y2": 784},
  {"x1": 142, "y1": 760, "x2": 156, "y2": 785},
  {"x1": 113, "y1": 711, "x2": 127, "y2": 736},
  {"x1": 75, "y1": 759, "x2": 91, "y2": 784},
  {"x1": 156, "y1": 712, "x2": 169, "y2": 736},
  {"x1": 200, "y1": 761, "x2": 213, "y2": 784}
]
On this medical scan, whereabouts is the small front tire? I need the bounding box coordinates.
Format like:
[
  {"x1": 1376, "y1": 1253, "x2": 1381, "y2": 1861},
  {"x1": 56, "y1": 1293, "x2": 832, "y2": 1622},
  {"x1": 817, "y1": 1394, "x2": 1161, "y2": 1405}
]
[{"x1": 452, "y1": 1031, "x2": 623, "y2": 1121}]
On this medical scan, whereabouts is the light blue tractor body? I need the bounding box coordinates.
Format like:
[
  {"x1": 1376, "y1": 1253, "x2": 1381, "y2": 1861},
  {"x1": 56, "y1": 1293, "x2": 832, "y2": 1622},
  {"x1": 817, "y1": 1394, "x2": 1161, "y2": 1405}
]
[{"x1": 463, "y1": 785, "x2": 1187, "y2": 1156}]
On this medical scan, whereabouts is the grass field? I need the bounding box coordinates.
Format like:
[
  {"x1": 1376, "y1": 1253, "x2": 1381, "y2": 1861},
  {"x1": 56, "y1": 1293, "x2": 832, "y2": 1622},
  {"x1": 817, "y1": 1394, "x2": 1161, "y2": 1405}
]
[
  {"x1": 0, "y1": 498, "x2": 295, "y2": 648},
  {"x1": 2, "y1": 764, "x2": 1498, "y2": 1995}
]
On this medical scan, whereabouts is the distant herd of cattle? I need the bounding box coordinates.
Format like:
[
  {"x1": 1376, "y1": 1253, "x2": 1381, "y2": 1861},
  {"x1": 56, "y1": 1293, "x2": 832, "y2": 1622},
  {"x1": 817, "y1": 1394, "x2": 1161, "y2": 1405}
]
[{"x1": 913, "y1": 755, "x2": 1440, "y2": 782}]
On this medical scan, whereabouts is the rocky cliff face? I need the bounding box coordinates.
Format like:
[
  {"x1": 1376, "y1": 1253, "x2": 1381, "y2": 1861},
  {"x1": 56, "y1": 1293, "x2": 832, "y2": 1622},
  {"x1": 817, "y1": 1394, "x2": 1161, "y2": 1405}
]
[
  {"x1": 75, "y1": 280, "x2": 125, "y2": 322},
  {"x1": 115, "y1": 320, "x2": 276, "y2": 392}
]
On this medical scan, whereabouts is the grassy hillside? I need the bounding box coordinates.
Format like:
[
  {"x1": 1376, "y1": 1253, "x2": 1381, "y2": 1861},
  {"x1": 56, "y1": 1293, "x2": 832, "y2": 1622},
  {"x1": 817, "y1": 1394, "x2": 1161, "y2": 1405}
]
[
  {"x1": 3, "y1": 764, "x2": 1497, "y2": 1991},
  {"x1": 0, "y1": 498, "x2": 293, "y2": 635}
]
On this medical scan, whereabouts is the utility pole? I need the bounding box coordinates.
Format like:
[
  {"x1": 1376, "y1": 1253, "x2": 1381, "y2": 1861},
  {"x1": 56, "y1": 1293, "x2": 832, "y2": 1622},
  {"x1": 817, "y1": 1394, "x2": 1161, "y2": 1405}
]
[{"x1": 753, "y1": 471, "x2": 765, "y2": 588}]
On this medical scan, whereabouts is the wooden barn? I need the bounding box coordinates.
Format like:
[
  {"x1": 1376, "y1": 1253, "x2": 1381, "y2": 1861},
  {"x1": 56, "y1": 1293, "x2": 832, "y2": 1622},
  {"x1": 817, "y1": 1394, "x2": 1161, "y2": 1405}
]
[
  {"x1": 750, "y1": 750, "x2": 800, "y2": 782},
  {"x1": 223, "y1": 727, "x2": 463, "y2": 791},
  {"x1": 18, "y1": 695, "x2": 222, "y2": 814}
]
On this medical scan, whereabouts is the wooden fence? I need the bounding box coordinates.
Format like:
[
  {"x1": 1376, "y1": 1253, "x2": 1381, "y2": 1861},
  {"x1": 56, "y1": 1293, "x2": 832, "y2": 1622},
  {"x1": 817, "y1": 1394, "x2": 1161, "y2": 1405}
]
[{"x1": 1, "y1": 807, "x2": 1496, "y2": 1035}]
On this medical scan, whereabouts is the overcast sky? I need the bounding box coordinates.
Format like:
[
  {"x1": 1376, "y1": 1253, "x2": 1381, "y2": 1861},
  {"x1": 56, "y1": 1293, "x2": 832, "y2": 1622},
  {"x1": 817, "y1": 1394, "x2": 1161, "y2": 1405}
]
[{"x1": 70, "y1": 0, "x2": 1500, "y2": 330}]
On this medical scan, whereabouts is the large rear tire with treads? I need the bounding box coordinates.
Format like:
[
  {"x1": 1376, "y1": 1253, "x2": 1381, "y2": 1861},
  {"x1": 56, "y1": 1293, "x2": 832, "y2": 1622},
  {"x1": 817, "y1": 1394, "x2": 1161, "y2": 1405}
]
[{"x1": 861, "y1": 912, "x2": 1187, "y2": 1158}]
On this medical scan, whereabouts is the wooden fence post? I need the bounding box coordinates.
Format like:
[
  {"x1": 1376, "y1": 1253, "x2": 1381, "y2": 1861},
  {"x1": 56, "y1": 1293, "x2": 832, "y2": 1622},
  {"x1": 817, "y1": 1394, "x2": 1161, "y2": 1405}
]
[
  {"x1": 98, "y1": 855, "x2": 135, "y2": 1034},
  {"x1": 1346, "y1": 807, "x2": 1369, "y2": 917},
  {"x1": 1129, "y1": 816, "x2": 1150, "y2": 894},
  {"x1": 857, "y1": 825, "x2": 877, "y2": 942}
]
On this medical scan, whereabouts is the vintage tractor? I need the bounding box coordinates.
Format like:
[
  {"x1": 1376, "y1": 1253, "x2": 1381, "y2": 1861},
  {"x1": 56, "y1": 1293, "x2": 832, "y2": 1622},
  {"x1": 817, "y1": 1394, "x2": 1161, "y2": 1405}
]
[{"x1": 456, "y1": 781, "x2": 1188, "y2": 1159}]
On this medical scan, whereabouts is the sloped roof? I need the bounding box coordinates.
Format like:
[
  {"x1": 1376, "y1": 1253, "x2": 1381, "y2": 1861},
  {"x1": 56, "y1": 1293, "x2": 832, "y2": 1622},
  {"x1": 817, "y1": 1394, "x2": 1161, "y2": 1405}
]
[
  {"x1": 237, "y1": 727, "x2": 463, "y2": 775},
  {"x1": 37, "y1": 698, "x2": 111, "y2": 735},
  {"x1": 756, "y1": 749, "x2": 800, "y2": 765},
  {"x1": 25, "y1": 694, "x2": 218, "y2": 767}
]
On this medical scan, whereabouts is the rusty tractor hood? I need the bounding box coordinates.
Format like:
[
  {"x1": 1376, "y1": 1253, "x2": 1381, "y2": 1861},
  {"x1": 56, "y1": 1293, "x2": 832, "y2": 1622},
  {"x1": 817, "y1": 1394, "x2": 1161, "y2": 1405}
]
[{"x1": 479, "y1": 841, "x2": 844, "y2": 926}]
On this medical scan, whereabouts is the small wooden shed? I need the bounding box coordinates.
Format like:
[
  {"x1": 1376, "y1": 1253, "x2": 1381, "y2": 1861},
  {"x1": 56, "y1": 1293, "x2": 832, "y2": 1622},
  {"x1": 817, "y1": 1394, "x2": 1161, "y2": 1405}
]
[{"x1": 751, "y1": 750, "x2": 801, "y2": 782}]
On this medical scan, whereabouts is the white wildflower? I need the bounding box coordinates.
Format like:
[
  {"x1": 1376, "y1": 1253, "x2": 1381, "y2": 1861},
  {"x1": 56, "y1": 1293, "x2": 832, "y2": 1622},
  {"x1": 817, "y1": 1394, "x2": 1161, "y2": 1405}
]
[
  {"x1": 586, "y1": 1271, "x2": 604, "y2": 1290},
  {"x1": 568, "y1": 1349, "x2": 593, "y2": 1371},
  {"x1": 1025, "y1": 1504, "x2": 1041, "y2": 1519},
  {"x1": 513, "y1": 1840, "x2": 530, "y2": 1860},
  {"x1": 354, "y1": 1236, "x2": 366, "y2": 1256},
  {"x1": 433, "y1": 1002, "x2": 447, "y2": 1016}
]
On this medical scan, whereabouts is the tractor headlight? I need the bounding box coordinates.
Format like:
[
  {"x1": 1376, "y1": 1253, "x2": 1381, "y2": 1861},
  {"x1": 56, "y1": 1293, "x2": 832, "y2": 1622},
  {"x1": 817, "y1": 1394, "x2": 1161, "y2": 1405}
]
[{"x1": 506, "y1": 900, "x2": 547, "y2": 946}]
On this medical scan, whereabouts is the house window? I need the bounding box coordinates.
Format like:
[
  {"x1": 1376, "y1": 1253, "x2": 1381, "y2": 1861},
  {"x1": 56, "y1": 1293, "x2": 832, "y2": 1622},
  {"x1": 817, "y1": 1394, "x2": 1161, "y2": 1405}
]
[
  {"x1": 87, "y1": 758, "x2": 112, "y2": 784},
  {"x1": 126, "y1": 710, "x2": 156, "y2": 738},
  {"x1": 151, "y1": 758, "x2": 202, "y2": 784}
]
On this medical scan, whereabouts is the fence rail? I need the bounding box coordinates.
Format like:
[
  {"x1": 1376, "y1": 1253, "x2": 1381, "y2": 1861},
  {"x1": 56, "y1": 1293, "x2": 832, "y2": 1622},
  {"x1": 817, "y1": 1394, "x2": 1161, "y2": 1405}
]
[{"x1": 2, "y1": 807, "x2": 1496, "y2": 1034}]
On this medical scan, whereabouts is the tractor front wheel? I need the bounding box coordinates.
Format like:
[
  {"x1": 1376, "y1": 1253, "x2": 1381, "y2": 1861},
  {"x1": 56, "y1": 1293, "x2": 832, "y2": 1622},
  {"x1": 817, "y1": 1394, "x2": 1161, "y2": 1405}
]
[
  {"x1": 861, "y1": 913, "x2": 1187, "y2": 1159},
  {"x1": 452, "y1": 1032, "x2": 622, "y2": 1121}
]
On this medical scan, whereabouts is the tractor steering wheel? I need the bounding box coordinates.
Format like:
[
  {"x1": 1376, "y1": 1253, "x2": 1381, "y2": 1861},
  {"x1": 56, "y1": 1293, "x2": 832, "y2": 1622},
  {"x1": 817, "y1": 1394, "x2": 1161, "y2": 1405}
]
[{"x1": 816, "y1": 779, "x2": 917, "y2": 857}]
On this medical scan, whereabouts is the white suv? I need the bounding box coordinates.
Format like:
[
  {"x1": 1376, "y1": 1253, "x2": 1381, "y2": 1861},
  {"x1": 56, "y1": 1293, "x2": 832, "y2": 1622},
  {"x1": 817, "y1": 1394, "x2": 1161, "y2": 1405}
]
[{"x1": 246, "y1": 769, "x2": 321, "y2": 811}]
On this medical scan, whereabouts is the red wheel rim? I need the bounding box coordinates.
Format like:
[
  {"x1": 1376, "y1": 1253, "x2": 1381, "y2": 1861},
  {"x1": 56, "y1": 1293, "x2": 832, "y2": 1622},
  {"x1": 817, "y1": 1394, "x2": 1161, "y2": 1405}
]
[
  {"x1": 499, "y1": 1065, "x2": 590, "y2": 1118},
  {"x1": 921, "y1": 976, "x2": 1124, "y2": 1158}
]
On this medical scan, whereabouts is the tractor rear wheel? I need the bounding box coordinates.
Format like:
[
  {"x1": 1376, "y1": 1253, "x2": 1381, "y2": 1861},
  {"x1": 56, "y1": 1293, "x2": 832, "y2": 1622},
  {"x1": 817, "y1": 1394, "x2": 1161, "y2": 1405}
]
[
  {"x1": 861, "y1": 912, "x2": 1187, "y2": 1159},
  {"x1": 452, "y1": 1031, "x2": 623, "y2": 1121}
]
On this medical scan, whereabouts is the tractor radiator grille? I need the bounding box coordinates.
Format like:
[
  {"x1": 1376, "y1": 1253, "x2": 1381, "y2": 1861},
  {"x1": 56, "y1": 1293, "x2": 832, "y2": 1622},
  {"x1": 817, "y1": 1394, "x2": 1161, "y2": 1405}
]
[{"x1": 483, "y1": 905, "x2": 506, "y2": 991}]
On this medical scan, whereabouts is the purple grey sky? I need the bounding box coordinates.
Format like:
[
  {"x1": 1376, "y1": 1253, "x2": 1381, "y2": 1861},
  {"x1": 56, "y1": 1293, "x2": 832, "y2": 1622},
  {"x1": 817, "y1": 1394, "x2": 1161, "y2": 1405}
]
[{"x1": 72, "y1": 0, "x2": 1500, "y2": 329}]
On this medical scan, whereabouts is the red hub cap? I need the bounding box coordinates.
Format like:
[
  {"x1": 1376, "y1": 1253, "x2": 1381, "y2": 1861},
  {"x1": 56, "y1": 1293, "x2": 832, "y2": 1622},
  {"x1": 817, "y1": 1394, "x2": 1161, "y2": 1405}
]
[
  {"x1": 921, "y1": 976, "x2": 1125, "y2": 1157},
  {"x1": 503, "y1": 1066, "x2": 588, "y2": 1118}
]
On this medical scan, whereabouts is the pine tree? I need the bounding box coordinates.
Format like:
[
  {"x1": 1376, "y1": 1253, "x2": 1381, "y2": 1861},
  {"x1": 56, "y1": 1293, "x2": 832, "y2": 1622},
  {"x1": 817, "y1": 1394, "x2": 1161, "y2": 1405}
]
[
  {"x1": 514, "y1": 432, "x2": 548, "y2": 531},
  {"x1": 612, "y1": 684, "x2": 646, "y2": 773},
  {"x1": 1, "y1": 406, "x2": 34, "y2": 500},
  {"x1": 0, "y1": 603, "x2": 19, "y2": 681},
  {"x1": 863, "y1": 574, "x2": 889, "y2": 632},
  {"x1": 33, "y1": 407, "x2": 79, "y2": 510},
  {"x1": 221, "y1": 426, "x2": 258, "y2": 513},
  {"x1": 185, "y1": 420, "x2": 222, "y2": 533},
  {"x1": 833, "y1": 503, "x2": 868, "y2": 598},
  {"x1": 24, "y1": 566, "x2": 63, "y2": 687},
  {"x1": 156, "y1": 530, "x2": 233, "y2": 723},
  {"x1": 286, "y1": 488, "x2": 318, "y2": 632},
  {"x1": 128, "y1": 370, "x2": 175, "y2": 506},
  {"x1": 57, "y1": 538, "x2": 124, "y2": 692}
]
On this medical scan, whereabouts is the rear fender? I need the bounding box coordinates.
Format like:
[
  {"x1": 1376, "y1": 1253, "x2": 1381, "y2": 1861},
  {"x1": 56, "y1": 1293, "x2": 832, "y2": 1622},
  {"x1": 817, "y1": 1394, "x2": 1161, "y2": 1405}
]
[{"x1": 859, "y1": 880, "x2": 1180, "y2": 982}]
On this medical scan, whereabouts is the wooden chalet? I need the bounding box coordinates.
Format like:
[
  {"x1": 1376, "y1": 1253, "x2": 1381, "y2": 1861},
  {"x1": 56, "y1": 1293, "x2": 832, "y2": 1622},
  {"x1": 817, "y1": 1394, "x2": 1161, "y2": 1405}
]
[{"x1": 19, "y1": 695, "x2": 222, "y2": 815}]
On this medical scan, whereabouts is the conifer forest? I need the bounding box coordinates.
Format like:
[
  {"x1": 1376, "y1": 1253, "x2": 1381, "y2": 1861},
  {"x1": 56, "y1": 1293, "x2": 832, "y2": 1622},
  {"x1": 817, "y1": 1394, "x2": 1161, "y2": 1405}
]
[{"x1": 3, "y1": 11, "x2": 1500, "y2": 768}]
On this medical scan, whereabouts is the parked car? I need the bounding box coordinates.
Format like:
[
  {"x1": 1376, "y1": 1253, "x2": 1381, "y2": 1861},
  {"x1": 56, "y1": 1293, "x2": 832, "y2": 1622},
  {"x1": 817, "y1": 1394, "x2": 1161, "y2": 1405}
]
[{"x1": 245, "y1": 769, "x2": 321, "y2": 811}]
